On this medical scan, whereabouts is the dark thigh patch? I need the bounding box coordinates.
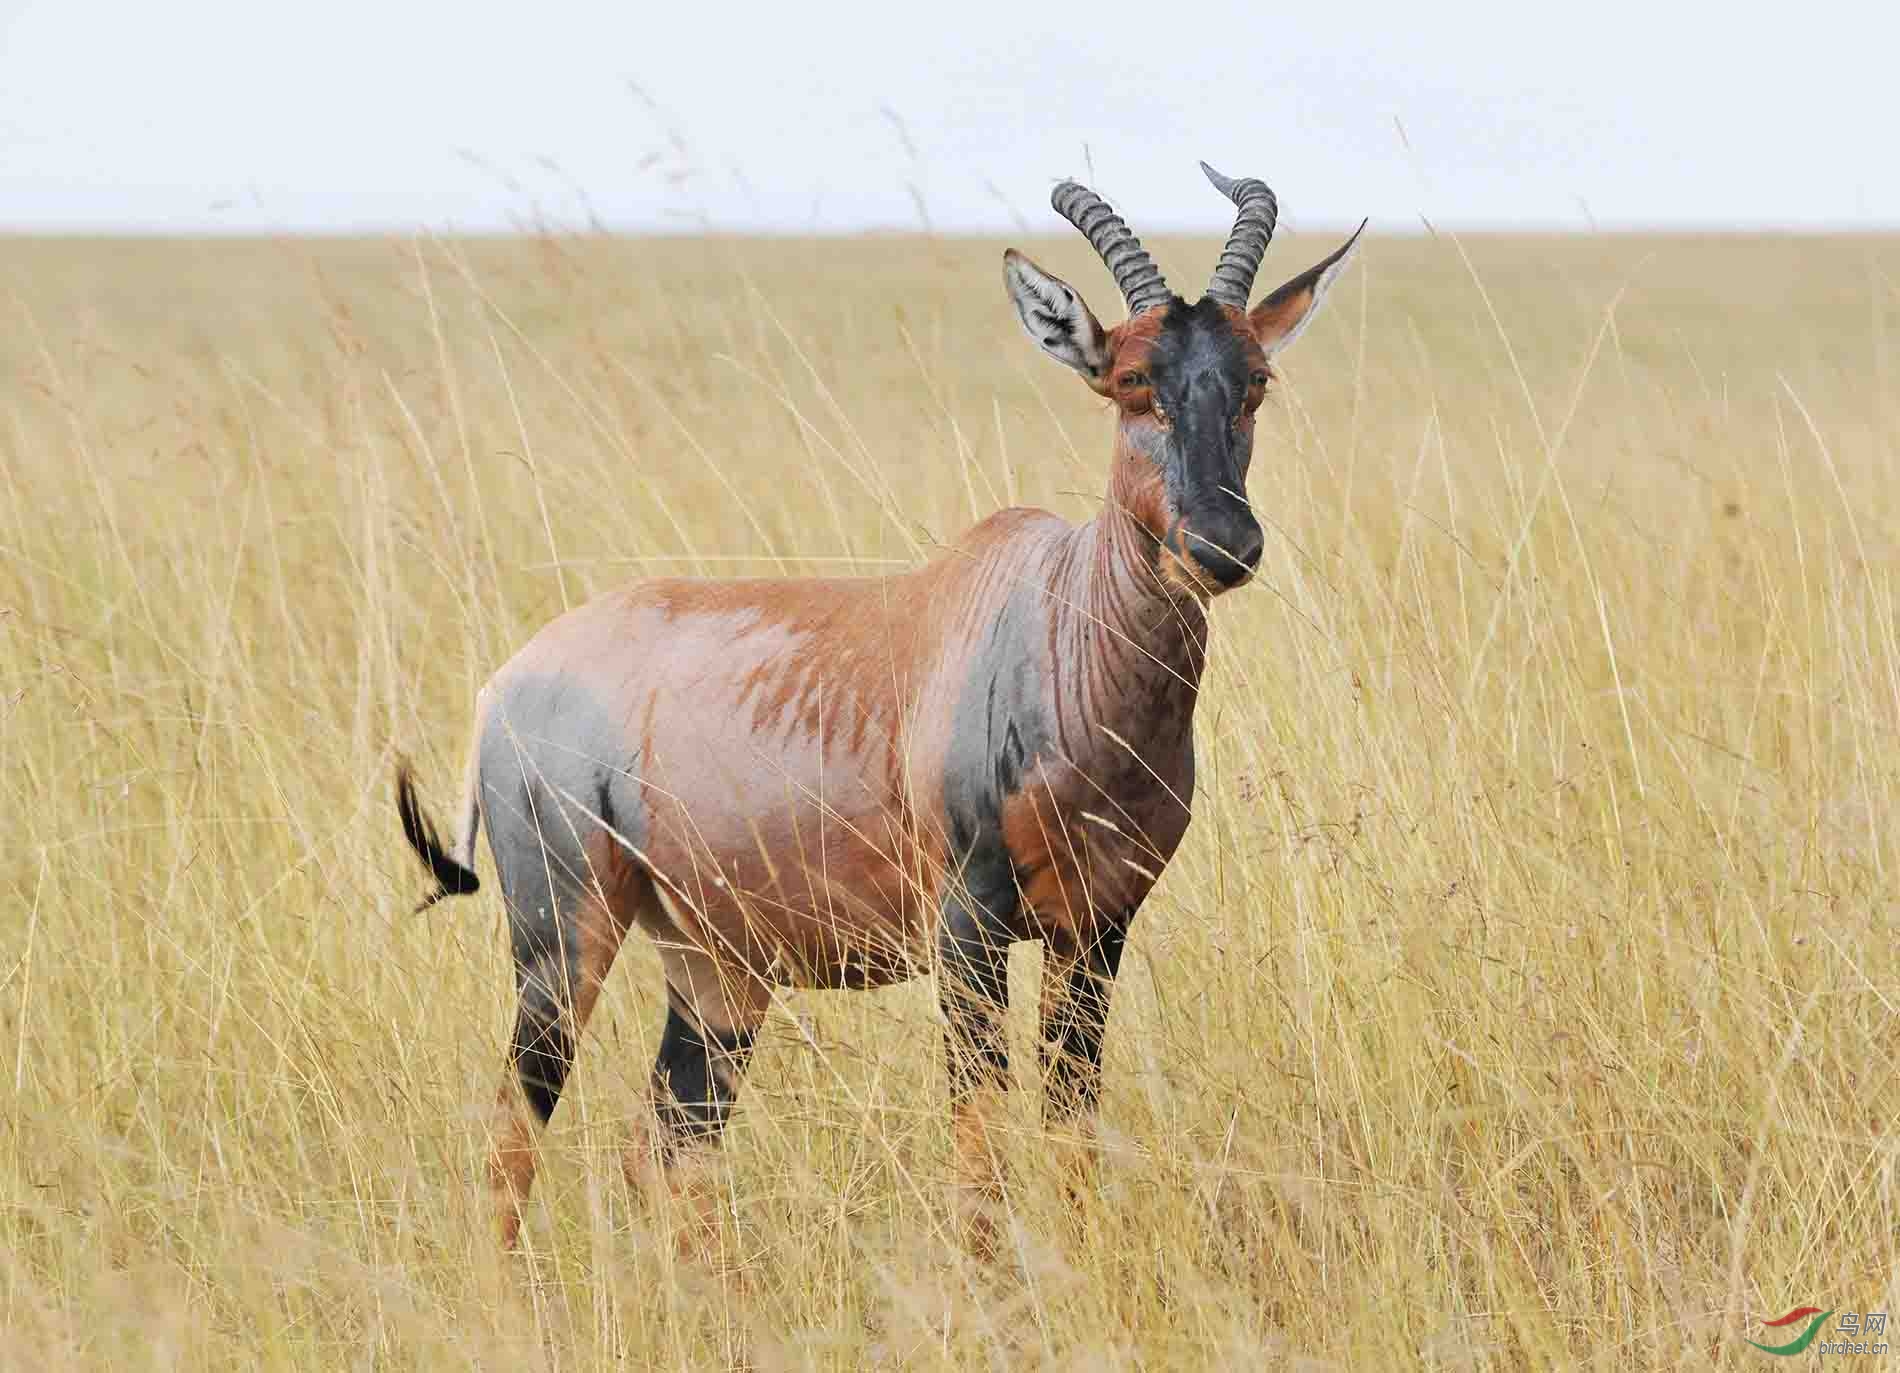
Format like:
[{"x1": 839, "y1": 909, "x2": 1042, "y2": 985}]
[{"x1": 652, "y1": 1004, "x2": 757, "y2": 1148}]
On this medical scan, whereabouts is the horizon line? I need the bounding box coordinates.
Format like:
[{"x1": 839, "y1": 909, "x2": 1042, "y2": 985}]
[{"x1": 3, "y1": 219, "x2": 1897, "y2": 240}]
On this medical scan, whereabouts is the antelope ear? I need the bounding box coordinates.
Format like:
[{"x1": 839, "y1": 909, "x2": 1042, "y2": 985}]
[
  {"x1": 1248, "y1": 218, "x2": 1366, "y2": 357},
  {"x1": 1003, "y1": 248, "x2": 1110, "y2": 380}
]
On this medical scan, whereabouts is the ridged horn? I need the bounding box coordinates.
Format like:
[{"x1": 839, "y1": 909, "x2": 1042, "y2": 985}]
[
  {"x1": 1200, "y1": 161, "x2": 1280, "y2": 308},
  {"x1": 1049, "y1": 180, "x2": 1173, "y2": 318}
]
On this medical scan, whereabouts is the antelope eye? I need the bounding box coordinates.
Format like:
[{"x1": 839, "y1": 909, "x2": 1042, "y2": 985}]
[
  {"x1": 1118, "y1": 370, "x2": 1149, "y2": 390},
  {"x1": 1249, "y1": 370, "x2": 1270, "y2": 388}
]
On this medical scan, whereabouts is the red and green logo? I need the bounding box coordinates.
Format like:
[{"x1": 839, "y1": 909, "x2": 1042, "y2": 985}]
[{"x1": 1747, "y1": 1307, "x2": 1834, "y2": 1356}]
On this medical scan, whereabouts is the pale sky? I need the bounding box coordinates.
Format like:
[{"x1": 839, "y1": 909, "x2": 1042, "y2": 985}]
[{"x1": 2, "y1": 0, "x2": 1894, "y2": 235}]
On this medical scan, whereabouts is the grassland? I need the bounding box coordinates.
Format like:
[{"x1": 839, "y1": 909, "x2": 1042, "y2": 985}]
[{"x1": 1, "y1": 225, "x2": 1896, "y2": 1370}]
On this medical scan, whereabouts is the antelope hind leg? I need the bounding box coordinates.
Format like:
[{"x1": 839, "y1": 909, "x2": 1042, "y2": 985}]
[{"x1": 623, "y1": 942, "x2": 767, "y2": 1265}]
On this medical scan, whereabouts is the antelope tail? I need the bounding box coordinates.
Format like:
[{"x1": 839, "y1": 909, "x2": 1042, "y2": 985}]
[{"x1": 395, "y1": 751, "x2": 482, "y2": 913}]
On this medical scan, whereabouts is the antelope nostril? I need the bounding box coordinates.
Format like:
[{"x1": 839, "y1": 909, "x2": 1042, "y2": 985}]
[{"x1": 1190, "y1": 522, "x2": 1262, "y2": 587}]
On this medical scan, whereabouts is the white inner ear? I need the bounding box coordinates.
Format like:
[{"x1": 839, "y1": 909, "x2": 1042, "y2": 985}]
[
  {"x1": 1263, "y1": 234, "x2": 1362, "y2": 359},
  {"x1": 1003, "y1": 251, "x2": 1108, "y2": 379}
]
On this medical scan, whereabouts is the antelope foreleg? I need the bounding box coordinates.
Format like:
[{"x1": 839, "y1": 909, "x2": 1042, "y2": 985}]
[
  {"x1": 1038, "y1": 914, "x2": 1129, "y2": 1208},
  {"x1": 937, "y1": 879, "x2": 1018, "y2": 1259}
]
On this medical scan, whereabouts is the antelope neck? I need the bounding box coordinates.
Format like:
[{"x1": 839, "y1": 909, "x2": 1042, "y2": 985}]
[{"x1": 1046, "y1": 474, "x2": 1209, "y2": 747}]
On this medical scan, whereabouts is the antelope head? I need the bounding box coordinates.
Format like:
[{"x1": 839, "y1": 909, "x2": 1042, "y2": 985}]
[{"x1": 1004, "y1": 163, "x2": 1365, "y2": 597}]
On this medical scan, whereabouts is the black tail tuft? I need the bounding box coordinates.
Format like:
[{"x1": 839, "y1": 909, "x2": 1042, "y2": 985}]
[{"x1": 396, "y1": 758, "x2": 480, "y2": 913}]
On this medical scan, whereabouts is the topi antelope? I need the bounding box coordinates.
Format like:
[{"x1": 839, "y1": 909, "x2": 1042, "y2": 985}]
[{"x1": 397, "y1": 162, "x2": 1364, "y2": 1252}]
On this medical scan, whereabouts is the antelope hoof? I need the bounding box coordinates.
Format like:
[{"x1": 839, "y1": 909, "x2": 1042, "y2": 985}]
[
  {"x1": 1053, "y1": 1136, "x2": 1101, "y2": 1215},
  {"x1": 624, "y1": 1137, "x2": 728, "y2": 1266},
  {"x1": 496, "y1": 1202, "x2": 523, "y2": 1251},
  {"x1": 954, "y1": 1185, "x2": 1008, "y2": 1263}
]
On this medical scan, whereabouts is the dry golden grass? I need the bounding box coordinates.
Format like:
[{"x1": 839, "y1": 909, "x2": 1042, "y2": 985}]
[{"x1": 2, "y1": 226, "x2": 1897, "y2": 1370}]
